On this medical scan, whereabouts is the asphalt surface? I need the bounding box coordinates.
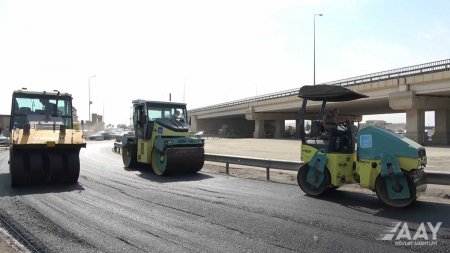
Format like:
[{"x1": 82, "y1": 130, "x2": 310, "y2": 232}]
[{"x1": 0, "y1": 141, "x2": 449, "y2": 253}]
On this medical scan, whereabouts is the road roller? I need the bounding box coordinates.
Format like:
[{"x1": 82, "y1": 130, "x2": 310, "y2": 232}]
[
  {"x1": 121, "y1": 100, "x2": 204, "y2": 175},
  {"x1": 297, "y1": 85, "x2": 427, "y2": 207},
  {"x1": 7, "y1": 89, "x2": 86, "y2": 187}
]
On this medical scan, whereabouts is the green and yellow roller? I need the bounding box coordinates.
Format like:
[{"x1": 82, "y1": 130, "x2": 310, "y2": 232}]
[
  {"x1": 296, "y1": 85, "x2": 427, "y2": 208},
  {"x1": 122, "y1": 100, "x2": 204, "y2": 175},
  {"x1": 7, "y1": 89, "x2": 86, "y2": 187}
]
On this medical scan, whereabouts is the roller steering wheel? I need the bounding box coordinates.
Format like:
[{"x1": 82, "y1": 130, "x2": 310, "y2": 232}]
[{"x1": 337, "y1": 120, "x2": 350, "y2": 131}]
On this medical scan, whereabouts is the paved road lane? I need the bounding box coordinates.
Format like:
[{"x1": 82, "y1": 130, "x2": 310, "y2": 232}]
[{"x1": 0, "y1": 141, "x2": 449, "y2": 252}]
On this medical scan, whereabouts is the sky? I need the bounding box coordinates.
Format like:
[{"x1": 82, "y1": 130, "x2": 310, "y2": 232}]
[{"x1": 1, "y1": 0, "x2": 449, "y2": 126}]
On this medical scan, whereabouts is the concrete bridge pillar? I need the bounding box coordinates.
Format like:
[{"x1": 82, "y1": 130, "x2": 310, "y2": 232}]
[
  {"x1": 390, "y1": 91, "x2": 450, "y2": 145},
  {"x1": 433, "y1": 110, "x2": 450, "y2": 145},
  {"x1": 189, "y1": 115, "x2": 198, "y2": 132},
  {"x1": 274, "y1": 120, "x2": 285, "y2": 138},
  {"x1": 405, "y1": 109, "x2": 425, "y2": 145},
  {"x1": 295, "y1": 119, "x2": 301, "y2": 138},
  {"x1": 253, "y1": 120, "x2": 265, "y2": 138}
]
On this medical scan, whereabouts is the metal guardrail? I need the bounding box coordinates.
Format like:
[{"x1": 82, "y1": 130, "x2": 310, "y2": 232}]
[
  {"x1": 189, "y1": 58, "x2": 450, "y2": 113},
  {"x1": 204, "y1": 153, "x2": 450, "y2": 186},
  {"x1": 425, "y1": 170, "x2": 450, "y2": 186},
  {"x1": 0, "y1": 139, "x2": 9, "y2": 150},
  {"x1": 113, "y1": 142, "x2": 122, "y2": 153},
  {"x1": 205, "y1": 153, "x2": 300, "y2": 180},
  {"x1": 206, "y1": 153, "x2": 300, "y2": 181}
]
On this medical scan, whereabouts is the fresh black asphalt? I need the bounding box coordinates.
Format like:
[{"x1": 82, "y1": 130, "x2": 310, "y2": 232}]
[{"x1": 0, "y1": 141, "x2": 448, "y2": 252}]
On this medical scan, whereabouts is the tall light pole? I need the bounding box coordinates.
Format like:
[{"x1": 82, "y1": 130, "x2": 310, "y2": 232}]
[
  {"x1": 183, "y1": 79, "x2": 187, "y2": 103},
  {"x1": 88, "y1": 75, "x2": 95, "y2": 122},
  {"x1": 314, "y1": 13, "x2": 323, "y2": 85}
]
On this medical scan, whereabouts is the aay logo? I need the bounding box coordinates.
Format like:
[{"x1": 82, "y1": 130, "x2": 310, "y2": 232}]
[{"x1": 378, "y1": 222, "x2": 442, "y2": 246}]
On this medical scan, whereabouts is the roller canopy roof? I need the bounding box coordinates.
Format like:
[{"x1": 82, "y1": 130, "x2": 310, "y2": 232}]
[{"x1": 298, "y1": 84, "x2": 368, "y2": 102}]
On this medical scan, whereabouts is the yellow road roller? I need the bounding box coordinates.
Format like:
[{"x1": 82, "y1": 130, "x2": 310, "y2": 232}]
[
  {"x1": 121, "y1": 100, "x2": 204, "y2": 175},
  {"x1": 297, "y1": 85, "x2": 427, "y2": 207},
  {"x1": 8, "y1": 89, "x2": 86, "y2": 187}
]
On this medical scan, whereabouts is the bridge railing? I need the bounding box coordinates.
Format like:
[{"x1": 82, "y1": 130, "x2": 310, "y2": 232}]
[
  {"x1": 190, "y1": 59, "x2": 450, "y2": 113},
  {"x1": 324, "y1": 58, "x2": 450, "y2": 87},
  {"x1": 189, "y1": 88, "x2": 299, "y2": 113}
]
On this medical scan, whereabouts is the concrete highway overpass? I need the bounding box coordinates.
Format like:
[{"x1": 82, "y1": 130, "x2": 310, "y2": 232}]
[{"x1": 189, "y1": 59, "x2": 450, "y2": 145}]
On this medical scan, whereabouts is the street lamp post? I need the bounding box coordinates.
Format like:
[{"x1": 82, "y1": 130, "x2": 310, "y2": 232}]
[
  {"x1": 88, "y1": 75, "x2": 95, "y2": 122},
  {"x1": 314, "y1": 13, "x2": 323, "y2": 85}
]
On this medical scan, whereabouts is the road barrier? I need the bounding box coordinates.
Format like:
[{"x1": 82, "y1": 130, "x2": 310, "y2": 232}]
[
  {"x1": 205, "y1": 153, "x2": 299, "y2": 181},
  {"x1": 0, "y1": 141, "x2": 9, "y2": 150},
  {"x1": 113, "y1": 141, "x2": 121, "y2": 153},
  {"x1": 425, "y1": 170, "x2": 450, "y2": 186},
  {"x1": 204, "y1": 153, "x2": 450, "y2": 186}
]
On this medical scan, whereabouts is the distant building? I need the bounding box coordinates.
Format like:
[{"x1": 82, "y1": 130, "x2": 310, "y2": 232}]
[
  {"x1": 0, "y1": 115, "x2": 10, "y2": 131},
  {"x1": 72, "y1": 107, "x2": 79, "y2": 123},
  {"x1": 84, "y1": 113, "x2": 105, "y2": 135},
  {"x1": 91, "y1": 113, "x2": 103, "y2": 125}
]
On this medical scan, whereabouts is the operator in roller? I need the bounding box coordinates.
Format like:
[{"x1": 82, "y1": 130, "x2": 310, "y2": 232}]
[{"x1": 323, "y1": 108, "x2": 345, "y2": 151}]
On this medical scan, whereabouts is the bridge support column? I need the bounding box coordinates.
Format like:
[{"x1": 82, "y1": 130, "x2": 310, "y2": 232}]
[
  {"x1": 433, "y1": 110, "x2": 450, "y2": 145},
  {"x1": 295, "y1": 120, "x2": 301, "y2": 138},
  {"x1": 274, "y1": 120, "x2": 285, "y2": 138},
  {"x1": 390, "y1": 91, "x2": 450, "y2": 145},
  {"x1": 253, "y1": 120, "x2": 265, "y2": 138},
  {"x1": 405, "y1": 109, "x2": 425, "y2": 145},
  {"x1": 190, "y1": 115, "x2": 198, "y2": 132}
]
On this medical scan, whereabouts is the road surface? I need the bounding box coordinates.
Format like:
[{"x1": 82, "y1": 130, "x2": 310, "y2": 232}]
[{"x1": 0, "y1": 141, "x2": 448, "y2": 252}]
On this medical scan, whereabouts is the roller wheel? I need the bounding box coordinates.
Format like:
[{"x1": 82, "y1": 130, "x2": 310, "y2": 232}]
[
  {"x1": 297, "y1": 163, "x2": 331, "y2": 196},
  {"x1": 184, "y1": 148, "x2": 205, "y2": 174},
  {"x1": 10, "y1": 150, "x2": 29, "y2": 187},
  {"x1": 48, "y1": 153, "x2": 64, "y2": 184},
  {"x1": 152, "y1": 148, "x2": 168, "y2": 175},
  {"x1": 122, "y1": 144, "x2": 137, "y2": 169},
  {"x1": 375, "y1": 171, "x2": 416, "y2": 208},
  {"x1": 163, "y1": 147, "x2": 205, "y2": 175},
  {"x1": 29, "y1": 151, "x2": 46, "y2": 184},
  {"x1": 187, "y1": 165, "x2": 203, "y2": 174},
  {"x1": 64, "y1": 151, "x2": 80, "y2": 184}
]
